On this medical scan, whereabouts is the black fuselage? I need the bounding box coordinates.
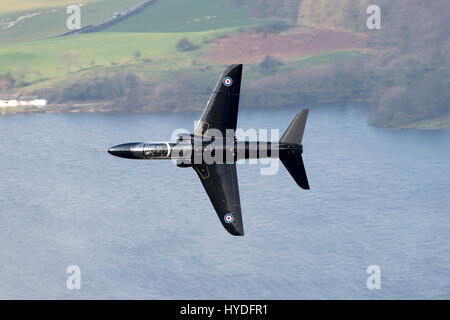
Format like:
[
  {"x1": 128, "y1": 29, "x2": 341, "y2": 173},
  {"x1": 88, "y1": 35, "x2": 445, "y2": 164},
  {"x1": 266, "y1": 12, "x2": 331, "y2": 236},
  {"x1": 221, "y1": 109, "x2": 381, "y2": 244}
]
[{"x1": 108, "y1": 139, "x2": 303, "y2": 166}]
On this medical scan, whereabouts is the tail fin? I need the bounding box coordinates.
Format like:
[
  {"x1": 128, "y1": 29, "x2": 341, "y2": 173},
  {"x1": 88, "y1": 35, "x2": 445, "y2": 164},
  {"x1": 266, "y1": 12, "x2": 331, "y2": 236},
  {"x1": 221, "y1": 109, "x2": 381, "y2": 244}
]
[{"x1": 280, "y1": 109, "x2": 310, "y2": 190}]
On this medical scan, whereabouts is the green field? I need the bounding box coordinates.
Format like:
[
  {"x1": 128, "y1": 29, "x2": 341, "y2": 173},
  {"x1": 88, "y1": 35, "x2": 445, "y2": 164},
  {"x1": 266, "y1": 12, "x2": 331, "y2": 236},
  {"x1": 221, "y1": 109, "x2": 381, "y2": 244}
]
[
  {"x1": 0, "y1": 0, "x2": 142, "y2": 45},
  {"x1": 0, "y1": 0, "x2": 259, "y2": 45},
  {"x1": 0, "y1": 0, "x2": 91, "y2": 14},
  {"x1": 0, "y1": 30, "x2": 367, "y2": 90},
  {"x1": 104, "y1": 0, "x2": 258, "y2": 33},
  {"x1": 0, "y1": 28, "x2": 239, "y2": 90},
  {"x1": 0, "y1": 0, "x2": 263, "y2": 86},
  {"x1": 0, "y1": 0, "x2": 367, "y2": 103},
  {"x1": 0, "y1": 0, "x2": 266, "y2": 89}
]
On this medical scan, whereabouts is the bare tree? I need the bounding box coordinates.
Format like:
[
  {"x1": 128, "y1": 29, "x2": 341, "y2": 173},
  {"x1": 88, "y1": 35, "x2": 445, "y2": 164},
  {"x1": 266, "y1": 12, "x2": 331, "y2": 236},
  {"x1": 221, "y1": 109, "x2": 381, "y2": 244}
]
[{"x1": 60, "y1": 50, "x2": 80, "y2": 74}]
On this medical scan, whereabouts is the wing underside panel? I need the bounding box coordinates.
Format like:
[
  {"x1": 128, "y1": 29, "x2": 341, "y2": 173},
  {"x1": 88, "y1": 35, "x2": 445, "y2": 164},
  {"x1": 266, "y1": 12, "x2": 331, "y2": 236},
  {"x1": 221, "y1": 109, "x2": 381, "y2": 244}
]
[
  {"x1": 194, "y1": 64, "x2": 243, "y2": 137},
  {"x1": 193, "y1": 163, "x2": 244, "y2": 236}
]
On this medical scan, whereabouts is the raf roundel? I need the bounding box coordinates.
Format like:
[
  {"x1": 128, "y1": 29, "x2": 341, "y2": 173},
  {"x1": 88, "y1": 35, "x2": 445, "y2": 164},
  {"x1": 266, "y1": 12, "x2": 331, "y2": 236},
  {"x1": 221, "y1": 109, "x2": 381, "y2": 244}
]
[
  {"x1": 223, "y1": 77, "x2": 233, "y2": 87},
  {"x1": 224, "y1": 213, "x2": 234, "y2": 223}
]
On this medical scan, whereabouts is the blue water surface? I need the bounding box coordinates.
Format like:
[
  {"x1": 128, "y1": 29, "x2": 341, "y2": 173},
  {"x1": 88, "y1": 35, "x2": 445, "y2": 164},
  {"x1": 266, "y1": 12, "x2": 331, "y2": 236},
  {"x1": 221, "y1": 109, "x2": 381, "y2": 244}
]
[{"x1": 0, "y1": 105, "x2": 449, "y2": 299}]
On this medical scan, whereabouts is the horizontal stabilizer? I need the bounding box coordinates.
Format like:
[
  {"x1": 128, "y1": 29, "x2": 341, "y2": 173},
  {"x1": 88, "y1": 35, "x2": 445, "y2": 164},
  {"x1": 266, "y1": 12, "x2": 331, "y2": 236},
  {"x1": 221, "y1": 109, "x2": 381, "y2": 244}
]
[{"x1": 280, "y1": 153, "x2": 310, "y2": 190}]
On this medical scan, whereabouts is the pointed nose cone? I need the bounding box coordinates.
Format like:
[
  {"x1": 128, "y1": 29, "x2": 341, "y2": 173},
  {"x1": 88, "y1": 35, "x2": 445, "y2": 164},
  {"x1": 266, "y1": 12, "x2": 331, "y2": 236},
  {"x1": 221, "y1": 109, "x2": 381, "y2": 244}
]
[
  {"x1": 107, "y1": 146, "x2": 118, "y2": 155},
  {"x1": 107, "y1": 143, "x2": 144, "y2": 159}
]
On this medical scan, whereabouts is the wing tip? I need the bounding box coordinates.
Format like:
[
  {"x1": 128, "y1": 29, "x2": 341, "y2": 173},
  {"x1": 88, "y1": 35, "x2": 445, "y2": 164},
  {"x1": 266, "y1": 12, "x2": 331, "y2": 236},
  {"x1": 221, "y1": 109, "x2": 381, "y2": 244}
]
[
  {"x1": 227, "y1": 220, "x2": 244, "y2": 236},
  {"x1": 223, "y1": 64, "x2": 243, "y2": 76},
  {"x1": 228, "y1": 229, "x2": 245, "y2": 236}
]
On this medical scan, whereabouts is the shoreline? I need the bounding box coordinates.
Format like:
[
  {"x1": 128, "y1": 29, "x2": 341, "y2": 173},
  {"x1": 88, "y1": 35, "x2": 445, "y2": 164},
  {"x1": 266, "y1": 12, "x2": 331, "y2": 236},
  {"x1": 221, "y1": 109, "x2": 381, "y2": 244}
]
[{"x1": 1, "y1": 103, "x2": 448, "y2": 130}]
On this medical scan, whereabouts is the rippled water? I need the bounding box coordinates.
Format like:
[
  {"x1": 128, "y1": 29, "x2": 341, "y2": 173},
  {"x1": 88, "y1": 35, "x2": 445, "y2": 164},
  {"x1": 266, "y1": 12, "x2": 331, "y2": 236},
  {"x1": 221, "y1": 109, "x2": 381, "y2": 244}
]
[{"x1": 0, "y1": 105, "x2": 449, "y2": 299}]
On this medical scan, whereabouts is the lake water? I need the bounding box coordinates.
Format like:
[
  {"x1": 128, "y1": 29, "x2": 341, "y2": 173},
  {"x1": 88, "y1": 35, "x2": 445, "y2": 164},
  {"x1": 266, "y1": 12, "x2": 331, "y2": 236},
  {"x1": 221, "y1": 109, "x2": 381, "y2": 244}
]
[{"x1": 0, "y1": 105, "x2": 449, "y2": 299}]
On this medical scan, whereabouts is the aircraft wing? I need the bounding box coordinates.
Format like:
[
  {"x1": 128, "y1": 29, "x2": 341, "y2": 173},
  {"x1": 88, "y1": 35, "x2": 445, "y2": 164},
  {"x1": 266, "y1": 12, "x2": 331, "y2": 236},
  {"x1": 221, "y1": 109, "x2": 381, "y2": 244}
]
[
  {"x1": 194, "y1": 64, "x2": 243, "y2": 137},
  {"x1": 193, "y1": 163, "x2": 244, "y2": 236}
]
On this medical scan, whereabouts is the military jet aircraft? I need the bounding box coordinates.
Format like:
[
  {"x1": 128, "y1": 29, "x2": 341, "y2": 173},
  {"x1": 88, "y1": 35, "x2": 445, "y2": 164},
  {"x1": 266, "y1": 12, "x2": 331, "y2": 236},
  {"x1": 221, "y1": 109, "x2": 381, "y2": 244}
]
[{"x1": 108, "y1": 64, "x2": 309, "y2": 236}]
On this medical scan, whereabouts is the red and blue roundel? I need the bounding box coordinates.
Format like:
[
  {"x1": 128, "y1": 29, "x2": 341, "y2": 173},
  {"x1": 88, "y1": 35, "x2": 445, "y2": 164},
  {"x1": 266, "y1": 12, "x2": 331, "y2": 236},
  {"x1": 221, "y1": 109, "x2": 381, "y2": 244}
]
[
  {"x1": 223, "y1": 77, "x2": 233, "y2": 87},
  {"x1": 224, "y1": 213, "x2": 234, "y2": 223}
]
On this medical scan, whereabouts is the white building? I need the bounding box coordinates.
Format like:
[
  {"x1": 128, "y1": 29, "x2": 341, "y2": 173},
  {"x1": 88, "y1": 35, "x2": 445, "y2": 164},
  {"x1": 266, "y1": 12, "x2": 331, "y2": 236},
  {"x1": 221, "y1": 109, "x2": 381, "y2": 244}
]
[{"x1": 0, "y1": 95, "x2": 47, "y2": 108}]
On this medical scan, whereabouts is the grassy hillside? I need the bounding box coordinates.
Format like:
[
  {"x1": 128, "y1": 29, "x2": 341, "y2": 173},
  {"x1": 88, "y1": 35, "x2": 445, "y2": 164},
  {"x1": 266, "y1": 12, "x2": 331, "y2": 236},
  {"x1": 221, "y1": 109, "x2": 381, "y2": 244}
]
[
  {"x1": 0, "y1": 0, "x2": 368, "y2": 89},
  {"x1": 0, "y1": 0, "x2": 372, "y2": 113},
  {"x1": 105, "y1": 0, "x2": 259, "y2": 33},
  {"x1": 0, "y1": 0, "x2": 264, "y2": 81},
  {"x1": 0, "y1": 29, "x2": 239, "y2": 88},
  {"x1": 0, "y1": 0, "x2": 142, "y2": 44},
  {"x1": 0, "y1": 0, "x2": 371, "y2": 87},
  {"x1": 1, "y1": 0, "x2": 447, "y2": 129},
  {"x1": 0, "y1": 0, "x2": 88, "y2": 14}
]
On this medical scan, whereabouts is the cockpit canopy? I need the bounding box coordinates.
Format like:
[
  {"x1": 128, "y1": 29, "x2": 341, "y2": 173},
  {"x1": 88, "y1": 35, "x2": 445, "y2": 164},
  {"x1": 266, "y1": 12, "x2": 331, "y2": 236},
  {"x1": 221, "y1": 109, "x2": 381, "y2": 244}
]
[{"x1": 143, "y1": 143, "x2": 169, "y2": 159}]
